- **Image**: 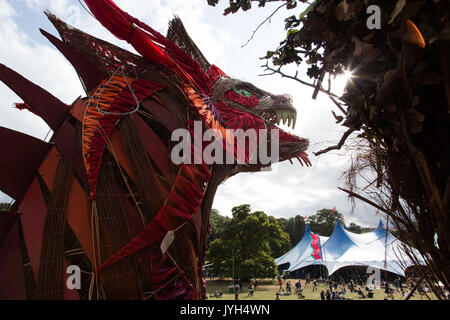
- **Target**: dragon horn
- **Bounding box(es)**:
[0,127,51,200]
[0,63,70,131]
[40,29,105,93]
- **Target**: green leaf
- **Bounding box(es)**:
[299,0,317,21]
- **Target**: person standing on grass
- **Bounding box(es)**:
[320,289,326,300]
[286,281,292,295]
[312,279,318,291]
[399,279,404,294]
[248,283,254,297]
[234,285,239,300]
[326,289,331,300]
[349,279,354,293]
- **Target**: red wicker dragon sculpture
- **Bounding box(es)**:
[0,0,310,299]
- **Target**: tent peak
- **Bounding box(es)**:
[376,220,385,229]
[305,224,311,234]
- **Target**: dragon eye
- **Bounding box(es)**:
[232,87,253,98]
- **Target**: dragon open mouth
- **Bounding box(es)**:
[259,108,297,129]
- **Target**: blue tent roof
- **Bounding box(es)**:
[322,221,356,260]
[275,225,312,267]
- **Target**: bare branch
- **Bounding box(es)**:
[241,2,287,48]
[338,187,390,215]
[260,62,342,98]
[313,128,354,156]
[329,95,347,115]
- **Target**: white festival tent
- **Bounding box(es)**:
[275,220,424,277]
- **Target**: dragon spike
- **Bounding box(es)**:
[40,29,105,93]
[0,63,70,131]
[0,127,51,201]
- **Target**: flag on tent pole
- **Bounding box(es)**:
[308,233,322,260]
[329,206,336,216]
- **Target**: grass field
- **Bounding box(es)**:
[206,278,437,300]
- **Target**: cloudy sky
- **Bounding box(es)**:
[0,0,382,227]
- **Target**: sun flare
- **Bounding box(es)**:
[333,69,353,96]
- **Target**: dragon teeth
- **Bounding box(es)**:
[273,110,297,129]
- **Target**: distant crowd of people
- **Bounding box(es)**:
[276,272,417,300]
[209,272,427,300]
[229,279,259,300]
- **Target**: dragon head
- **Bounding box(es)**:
[206,64,310,167]
[164,15,310,168]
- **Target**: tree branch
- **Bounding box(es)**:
[329,95,347,115]
[337,187,390,215]
[241,2,287,48]
[313,128,354,156]
[260,63,342,98]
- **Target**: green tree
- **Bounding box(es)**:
[277,215,306,247]
[347,222,362,234]
[347,222,374,234]
[207,209,230,247]
[207,204,290,281]
[308,208,343,236]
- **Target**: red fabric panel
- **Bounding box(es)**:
[141,98,181,132]
[38,146,60,191]
[54,122,87,184]
[132,114,173,182]
[67,177,94,264]
[70,98,86,123]
[0,127,51,200]
[109,129,168,201]
[83,0,172,67]
[18,178,47,279]
[109,130,136,181]
[129,29,173,67]
[120,192,153,288]
[0,216,26,299]
[0,64,69,131]
[40,29,105,93]
[83,0,135,41]
[192,207,202,247]
[0,212,18,248]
